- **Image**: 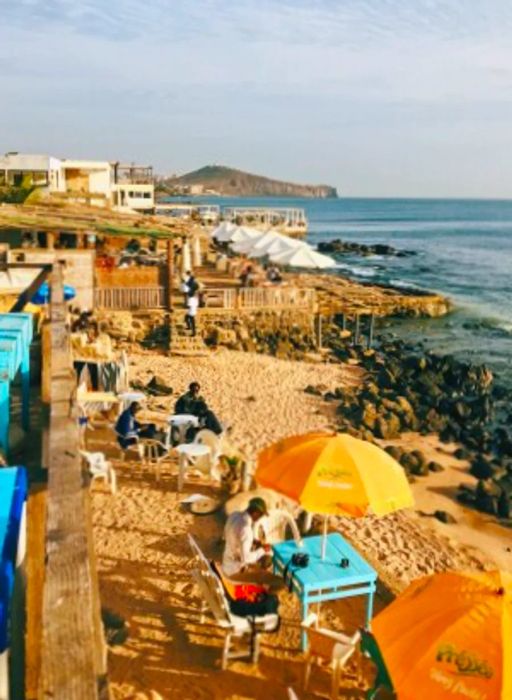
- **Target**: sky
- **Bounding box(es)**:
[1,0,512,197]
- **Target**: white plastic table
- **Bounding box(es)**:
[117,391,146,412]
[168,414,199,445]
[176,442,211,491]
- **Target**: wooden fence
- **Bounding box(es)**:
[95,284,316,313]
[37,264,108,699]
[95,286,166,309]
[204,286,316,311]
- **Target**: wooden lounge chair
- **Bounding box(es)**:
[187,534,280,669]
[301,613,361,700]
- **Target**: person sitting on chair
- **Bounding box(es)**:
[222,498,283,589]
[115,402,156,450]
[175,382,203,415]
[175,383,224,438]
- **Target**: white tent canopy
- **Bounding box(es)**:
[227,226,262,244]
[269,246,335,269]
[214,224,260,244]
[248,233,310,259]
[231,230,277,254]
[210,221,236,240]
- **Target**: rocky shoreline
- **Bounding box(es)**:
[312,323,512,522]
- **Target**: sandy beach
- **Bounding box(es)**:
[90,349,506,699]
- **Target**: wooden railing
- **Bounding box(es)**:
[38,264,108,698]
[95,286,166,309]
[203,286,316,311]
[95,284,316,313]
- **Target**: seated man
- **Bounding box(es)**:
[222,498,283,589]
[175,383,223,438]
[175,382,203,415]
[115,401,156,450]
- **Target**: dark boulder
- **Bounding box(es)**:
[428,461,444,472]
[470,457,496,480]
[434,510,457,524]
[497,490,511,519]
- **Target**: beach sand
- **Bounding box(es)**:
[91,349,501,699]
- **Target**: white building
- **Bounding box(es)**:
[0,152,154,213]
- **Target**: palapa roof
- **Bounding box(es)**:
[0,202,191,239]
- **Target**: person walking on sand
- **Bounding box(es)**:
[222,498,283,589]
[185,292,199,337]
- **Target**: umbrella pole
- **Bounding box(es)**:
[321,515,328,560]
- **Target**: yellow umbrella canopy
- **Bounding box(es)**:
[372,570,512,700]
[256,432,413,518]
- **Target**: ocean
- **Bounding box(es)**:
[169,196,512,386]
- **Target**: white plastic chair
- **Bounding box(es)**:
[256,508,302,546]
[192,429,223,478]
[139,438,172,481]
[188,535,280,669]
[302,613,361,700]
[81,450,117,494]
[115,428,142,461]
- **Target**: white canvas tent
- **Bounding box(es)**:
[214,224,260,244]
[248,233,309,259]
[227,226,261,244]
[269,246,335,269]
[210,221,236,240]
[231,229,282,255]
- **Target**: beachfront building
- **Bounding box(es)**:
[0,152,155,213]
[111,163,155,213]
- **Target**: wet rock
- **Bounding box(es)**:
[304,385,322,396]
[454,447,470,460]
[434,510,457,524]
[375,413,401,439]
[384,445,403,461]
[146,375,173,396]
[497,490,511,519]
[470,457,495,480]
[428,461,444,473]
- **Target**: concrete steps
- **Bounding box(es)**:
[170,330,209,357]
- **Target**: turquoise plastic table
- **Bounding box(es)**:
[272,532,377,649]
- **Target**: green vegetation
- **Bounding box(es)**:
[0,174,36,204]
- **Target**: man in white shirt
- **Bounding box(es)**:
[185,293,199,336]
[222,498,283,588]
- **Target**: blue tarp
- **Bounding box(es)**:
[0,467,27,652]
[31,281,76,305]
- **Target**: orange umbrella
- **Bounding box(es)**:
[256,432,413,557]
[372,570,512,700]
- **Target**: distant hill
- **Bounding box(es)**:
[156,165,338,199]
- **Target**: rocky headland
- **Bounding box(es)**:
[156,165,338,198]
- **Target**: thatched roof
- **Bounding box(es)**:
[0,202,191,239]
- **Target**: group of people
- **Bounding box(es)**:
[115,381,223,451]
[115,386,277,587]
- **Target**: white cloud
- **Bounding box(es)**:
[2,0,512,195]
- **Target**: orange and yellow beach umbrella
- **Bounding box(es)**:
[372,570,512,700]
[255,432,413,518]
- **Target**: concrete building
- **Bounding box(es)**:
[0,152,154,213]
